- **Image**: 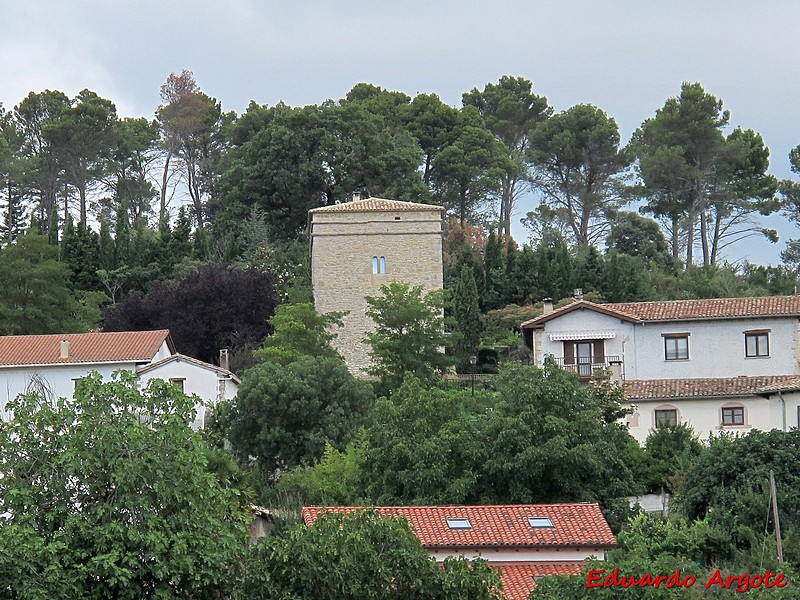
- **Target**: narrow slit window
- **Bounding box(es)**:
[372,256,379,274]
[528,517,554,528]
[446,517,472,529]
[379,256,386,274]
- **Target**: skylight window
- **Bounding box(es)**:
[528,517,554,528]
[446,517,472,529]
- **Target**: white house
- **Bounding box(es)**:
[303,503,615,600]
[521,296,800,444]
[137,353,239,429]
[0,330,238,429]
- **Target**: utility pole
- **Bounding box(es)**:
[770,469,783,563]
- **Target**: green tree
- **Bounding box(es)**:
[531,513,733,599]
[0,107,27,246]
[101,116,159,226]
[215,99,426,239]
[157,70,225,229]
[13,89,71,233]
[481,360,640,505]
[44,89,118,225]
[217,356,374,476]
[678,429,800,554]
[633,82,778,266]
[463,76,551,237]
[528,104,630,246]
[432,105,509,225]
[0,232,102,334]
[402,92,459,187]
[639,424,703,494]
[238,510,502,600]
[275,439,366,505]
[451,264,483,366]
[600,249,655,303]
[0,372,248,599]
[60,219,102,291]
[359,378,490,504]
[607,211,673,268]
[365,281,452,389]
[253,302,343,365]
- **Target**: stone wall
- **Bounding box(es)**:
[310,208,443,377]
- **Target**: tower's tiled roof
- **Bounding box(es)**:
[308,197,443,213]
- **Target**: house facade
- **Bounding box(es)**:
[521,296,800,444]
[309,194,444,377]
[303,503,615,600]
[0,330,237,429]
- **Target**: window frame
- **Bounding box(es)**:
[169,377,185,393]
[654,408,678,429]
[662,333,690,361]
[446,517,472,529]
[744,330,770,358]
[721,405,746,427]
[528,517,554,528]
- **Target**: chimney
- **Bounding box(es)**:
[60,339,70,359]
[219,348,230,372]
[573,288,583,301]
[543,298,553,315]
[352,190,361,203]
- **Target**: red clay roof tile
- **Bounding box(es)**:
[521,296,800,329]
[625,375,800,400]
[309,197,443,213]
[496,562,584,600]
[302,504,616,548]
[607,296,800,321]
[0,330,173,366]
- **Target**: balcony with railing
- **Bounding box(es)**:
[553,355,622,379]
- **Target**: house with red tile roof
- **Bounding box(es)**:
[0,330,237,428]
[520,296,800,443]
[302,503,615,600]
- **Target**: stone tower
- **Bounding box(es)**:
[309,194,444,376]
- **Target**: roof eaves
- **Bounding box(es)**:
[521,301,641,329]
[0,359,150,369]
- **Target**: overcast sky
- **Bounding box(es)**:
[3,0,799,265]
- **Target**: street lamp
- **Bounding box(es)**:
[469,353,478,396]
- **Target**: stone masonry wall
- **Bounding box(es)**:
[310,208,443,377]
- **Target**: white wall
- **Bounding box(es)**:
[428,547,606,562]
[535,310,635,368]
[137,360,238,430]
[0,362,140,419]
[625,395,787,445]
[536,311,799,381]
[627,317,799,380]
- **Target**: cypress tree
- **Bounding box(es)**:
[453,264,483,366]
[114,208,130,267]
